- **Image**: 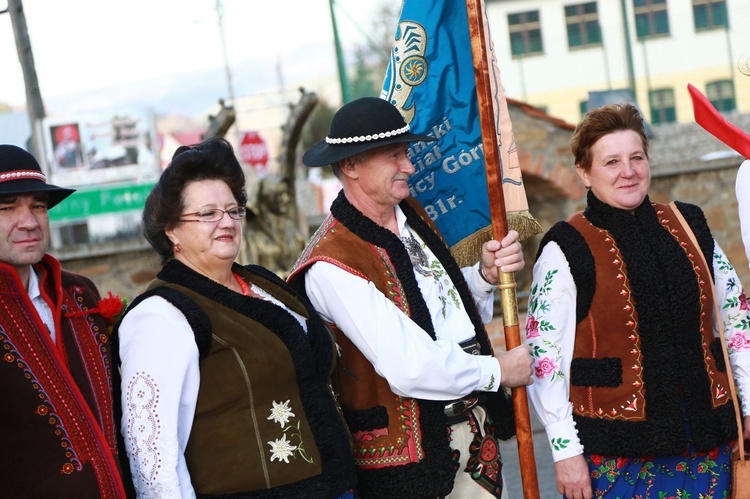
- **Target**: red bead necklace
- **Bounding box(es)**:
[233,272,252,297]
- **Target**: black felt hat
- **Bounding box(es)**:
[0,145,75,208]
[302,97,435,167]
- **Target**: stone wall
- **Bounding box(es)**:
[650,166,749,285]
[56,239,160,302]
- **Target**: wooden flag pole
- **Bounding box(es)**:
[464,0,541,497]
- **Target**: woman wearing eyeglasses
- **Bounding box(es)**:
[116,138,356,498]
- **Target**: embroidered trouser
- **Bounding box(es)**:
[447,406,508,499]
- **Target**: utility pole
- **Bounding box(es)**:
[328,0,351,103]
[215,0,235,106]
[4,0,46,161]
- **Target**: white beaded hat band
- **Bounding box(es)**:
[303,97,435,167]
[325,124,412,145]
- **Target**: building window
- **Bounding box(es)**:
[693,0,728,30]
[706,80,736,112]
[55,223,90,247]
[508,10,543,57]
[634,0,670,39]
[565,2,602,48]
[649,88,676,124]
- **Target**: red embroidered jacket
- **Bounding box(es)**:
[0,254,128,498]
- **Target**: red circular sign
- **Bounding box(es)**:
[240,131,269,172]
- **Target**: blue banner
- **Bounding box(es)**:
[381,0,488,248]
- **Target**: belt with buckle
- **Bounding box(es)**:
[459,337,481,355]
[443,338,484,424]
[445,395,480,418]
[444,392,488,424]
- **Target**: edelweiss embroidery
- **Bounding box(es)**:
[266,400,313,464]
[268,434,298,464]
[267,400,295,427]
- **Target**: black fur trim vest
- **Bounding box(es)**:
[537,192,737,456]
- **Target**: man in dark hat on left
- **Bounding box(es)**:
[0,145,131,498]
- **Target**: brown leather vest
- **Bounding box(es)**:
[149,275,323,494]
[544,199,738,456]
[126,261,356,498]
[291,213,427,469]
[568,203,730,420]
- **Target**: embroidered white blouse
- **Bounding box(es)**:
[736,159,750,267]
[304,206,501,401]
[118,283,307,498]
[526,240,750,463]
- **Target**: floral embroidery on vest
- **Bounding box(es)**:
[266,400,314,464]
[350,397,425,468]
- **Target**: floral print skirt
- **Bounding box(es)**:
[583,441,732,498]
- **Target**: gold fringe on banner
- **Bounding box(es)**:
[510,209,543,241]
[449,210,542,268]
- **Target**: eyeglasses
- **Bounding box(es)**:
[180,207,246,222]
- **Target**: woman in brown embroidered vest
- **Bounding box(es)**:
[526,103,750,498]
[116,138,356,498]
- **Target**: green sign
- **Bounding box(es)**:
[50,182,155,222]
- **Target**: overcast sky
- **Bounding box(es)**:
[0,0,387,112]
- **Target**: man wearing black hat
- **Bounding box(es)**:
[0,145,130,498]
[288,98,533,499]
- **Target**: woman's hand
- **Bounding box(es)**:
[554,455,593,499]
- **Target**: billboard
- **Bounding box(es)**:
[42,108,159,187]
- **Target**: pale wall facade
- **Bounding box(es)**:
[485,0,750,124]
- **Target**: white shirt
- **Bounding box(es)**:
[526,240,750,463]
[736,159,750,268]
[304,205,502,401]
[119,283,307,499]
[28,267,56,343]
